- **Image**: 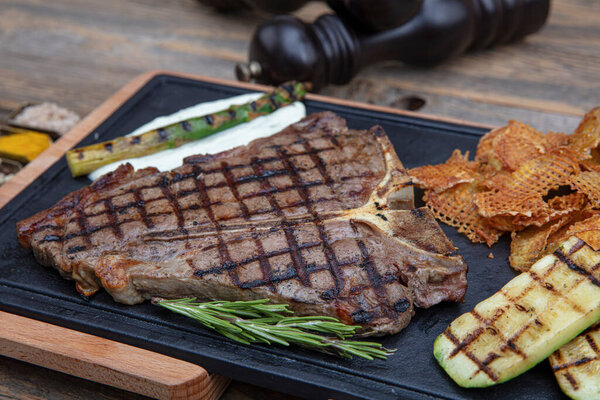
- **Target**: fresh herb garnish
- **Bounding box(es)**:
[154,297,395,360]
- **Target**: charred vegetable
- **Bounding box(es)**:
[550,322,600,400]
[434,236,600,388]
[66,82,308,177]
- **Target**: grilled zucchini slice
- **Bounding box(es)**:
[550,322,600,400]
[434,236,600,388]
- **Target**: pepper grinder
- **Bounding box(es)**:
[197,0,309,14]
[197,0,423,31]
[236,0,551,90]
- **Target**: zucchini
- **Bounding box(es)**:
[433,236,600,388]
[550,322,600,400]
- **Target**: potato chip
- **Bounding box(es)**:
[425,182,503,246]
[548,191,588,212]
[570,170,600,209]
[568,107,600,158]
[509,202,596,271]
[475,125,505,164]
[566,214,600,250]
[544,207,600,254]
[581,159,600,173]
[412,109,600,251]
[408,150,479,193]
[480,169,512,190]
[579,148,600,173]
[509,214,578,272]
[488,121,547,171]
[544,131,569,153]
[475,149,581,221]
[486,192,586,232]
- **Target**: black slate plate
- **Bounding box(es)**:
[0,74,566,400]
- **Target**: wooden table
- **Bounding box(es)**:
[0,0,599,399]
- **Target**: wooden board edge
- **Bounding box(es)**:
[0,311,228,400]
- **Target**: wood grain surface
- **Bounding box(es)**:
[0,311,230,400]
[1,0,599,133]
[0,0,599,399]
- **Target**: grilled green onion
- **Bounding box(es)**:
[66,82,308,177]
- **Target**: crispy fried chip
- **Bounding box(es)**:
[509,214,577,272]
[412,109,600,249]
[570,170,600,208]
[548,191,588,213]
[566,214,600,250]
[486,193,586,232]
[568,107,600,158]
[544,131,569,153]
[580,148,600,173]
[510,202,596,271]
[476,124,569,168]
[475,149,581,222]
[475,125,505,164]
[488,121,547,171]
[545,207,600,254]
[480,169,512,190]
[581,159,600,173]
[408,150,478,193]
[425,182,503,246]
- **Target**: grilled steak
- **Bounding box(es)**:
[17,112,467,335]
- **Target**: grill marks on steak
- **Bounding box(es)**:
[17,112,467,335]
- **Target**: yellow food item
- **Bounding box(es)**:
[0,131,51,162]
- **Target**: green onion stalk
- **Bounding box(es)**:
[66,82,309,177]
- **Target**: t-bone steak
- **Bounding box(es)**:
[17,112,467,335]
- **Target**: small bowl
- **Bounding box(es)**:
[0,157,23,175]
[7,103,66,140]
[0,156,23,186]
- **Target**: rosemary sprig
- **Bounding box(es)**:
[154,297,396,360]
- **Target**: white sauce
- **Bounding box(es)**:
[88,93,307,180]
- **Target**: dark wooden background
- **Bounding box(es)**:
[1,0,599,133]
[0,0,599,398]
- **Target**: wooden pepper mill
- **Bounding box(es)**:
[326,0,423,32]
[197,0,308,14]
[197,0,423,31]
[235,0,551,90]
